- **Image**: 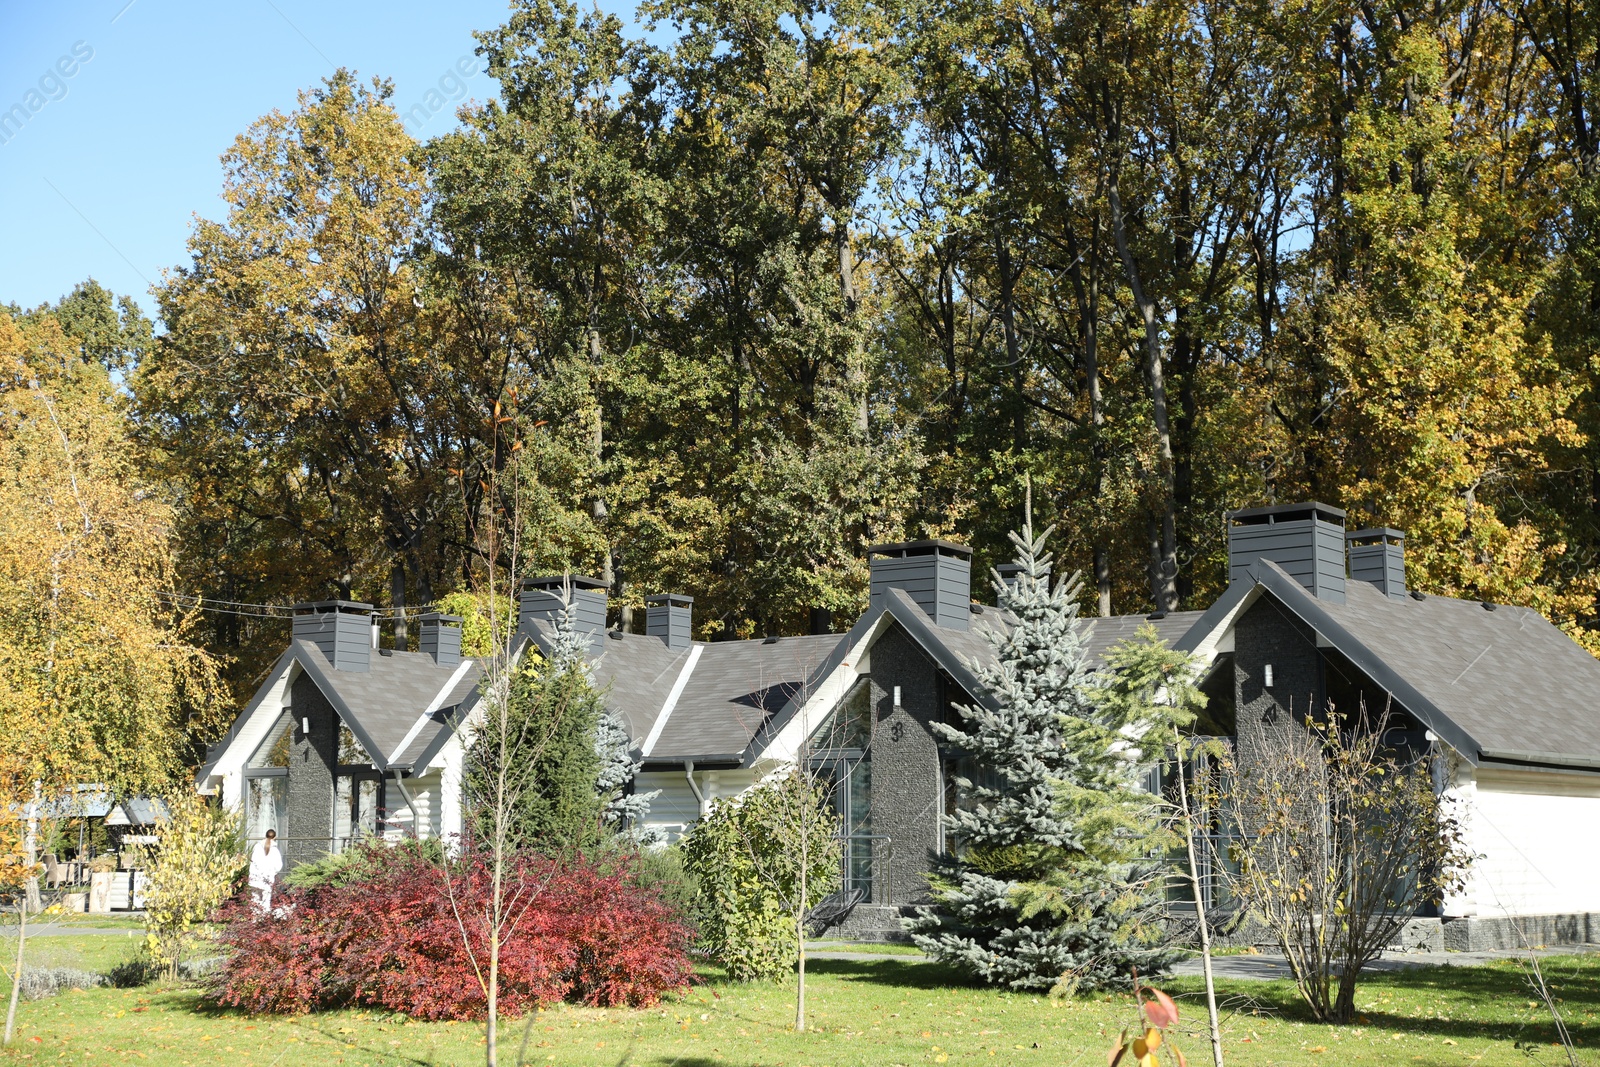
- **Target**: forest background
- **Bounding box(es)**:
[8,0,1600,736]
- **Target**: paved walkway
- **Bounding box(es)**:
[1172,944,1600,981]
[802,941,1600,975]
[4,923,143,937]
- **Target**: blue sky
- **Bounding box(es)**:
[0,1,626,320]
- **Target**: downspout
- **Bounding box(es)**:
[684,760,706,818]
[389,769,422,838]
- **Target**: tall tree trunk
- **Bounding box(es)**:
[4,897,26,1046]
[391,560,407,649]
[589,327,613,590]
[1109,176,1179,612]
[1094,547,1113,618]
[1172,327,1197,606]
[1070,225,1112,617]
[995,226,1027,465]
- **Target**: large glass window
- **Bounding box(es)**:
[248,712,292,768]
[333,776,380,853]
[809,678,877,899]
[812,678,872,751]
[246,712,291,842]
[246,776,287,842]
[338,723,373,766]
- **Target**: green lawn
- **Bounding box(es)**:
[3,936,1598,1065]
[806,941,927,957]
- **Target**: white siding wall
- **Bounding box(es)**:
[637,772,699,842]
[1452,767,1600,917]
[635,768,762,843]
[386,770,442,841]
[437,734,466,845]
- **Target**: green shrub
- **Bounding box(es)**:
[613,844,701,943]
[282,837,445,889]
[680,772,840,981]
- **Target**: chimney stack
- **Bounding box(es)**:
[645,593,693,650]
[419,613,463,668]
[868,539,973,630]
[993,561,1049,603]
[1346,528,1406,599]
[1226,502,1348,603]
[518,576,608,651]
[292,601,374,672]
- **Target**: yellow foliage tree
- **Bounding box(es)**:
[0,309,223,834]
[1308,21,1597,645]
[134,793,243,976]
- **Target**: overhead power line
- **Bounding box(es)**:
[157,591,439,620]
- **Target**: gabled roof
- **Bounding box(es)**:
[742,587,1203,767]
[291,642,480,769]
[198,641,480,787]
[107,797,170,827]
[1183,560,1600,771]
[525,624,843,764]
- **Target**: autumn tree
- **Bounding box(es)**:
[140,70,501,691]
[0,309,221,794]
[131,0,1600,658]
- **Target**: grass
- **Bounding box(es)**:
[3,935,1599,1065]
[806,941,927,957]
[0,910,148,931]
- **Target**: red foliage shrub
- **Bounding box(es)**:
[545,855,697,1008]
[208,846,692,1019]
[206,894,332,1015]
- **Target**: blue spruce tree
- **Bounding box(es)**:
[596,706,660,843]
[905,516,1178,990]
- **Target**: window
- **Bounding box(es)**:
[813,757,875,899]
[338,723,373,766]
[812,677,872,752]
[333,776,380,853]
[248,712,292,768]
[246,776,287,842]
[808,678,876,899]
[1155,747,1239,914]
[245,712,291,842]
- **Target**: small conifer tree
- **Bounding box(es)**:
[906,515,1178,990]
[596,706,660,843]
[466,598,603,853]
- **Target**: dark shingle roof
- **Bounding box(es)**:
[646,634,842,759]
[587,631,693,742]
[581,587,1202,765]
[1188,560,1600,769]
[291,641,480,770]
[1294,566,1600,764]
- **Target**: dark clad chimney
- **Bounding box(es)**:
[868,539,973,630]
[1226,502,1347,603]
[1346,528,1406,599]
[645,593,693,650]
[518,576,607,652]
[292,601,373,672]
[419,613,463,668]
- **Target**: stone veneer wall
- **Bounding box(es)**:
[867,627,945,904]
[287,673,337,865]
[1232,597,1324,749]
